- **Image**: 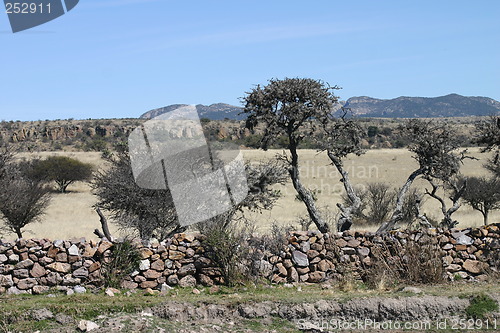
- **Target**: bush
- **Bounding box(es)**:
[466,294,499,319]
[362,237,444,288]
[100,239,141,288]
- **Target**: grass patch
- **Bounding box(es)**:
[466,294,499,319]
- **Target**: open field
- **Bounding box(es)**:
[4,148,499,241]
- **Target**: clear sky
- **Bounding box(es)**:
[1,0,499,121]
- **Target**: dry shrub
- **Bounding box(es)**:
[362,236,445,288]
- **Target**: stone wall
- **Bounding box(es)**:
[0,225,499,295]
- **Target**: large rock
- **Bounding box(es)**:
[178,275,196,288]
[308,271,326,283]
[47,262,71,273]
[15,259,34,269]
[177,263,196,277]
[73,267,89,278]
[462,259,484,274]
[292,251,309,267]
[0,274,14,287]
[30,262,47,278]
[17,278,37,290]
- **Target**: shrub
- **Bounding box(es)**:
[362,237,444,288]
[466,294,499,319]
[100,239,141,288]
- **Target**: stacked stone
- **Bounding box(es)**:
[0,238,103,295]
[121,233,222,290]
[0,225,498,294]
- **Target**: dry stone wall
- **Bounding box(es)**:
[0,225,498,295]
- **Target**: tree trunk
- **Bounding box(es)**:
[376,168,423,234]
[95,207,113,241]
[483,210,489,226]
[289,145,328,233]
[327,151,361,231]
[15,228,23,239]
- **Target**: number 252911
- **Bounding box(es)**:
[5,3,51,14]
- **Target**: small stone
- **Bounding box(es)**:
[138,248,154,259]
[31,308,54,321]
[342,247,357,255]
[198,274,214,286]
[357,247,370,257]
[151,259,165,271]
[78,320,99,332]
[8,254,19,263]
[55,313,74,325]
[0,254,8,263]
[445,264,462,272]
[144,288,159,296]
[276,263,287,276]
[68,244,80,256]
[105,288,115,297]
[74,286,87,294]
[401,286,422,294]
[192,288,201,294]
[177,263,196,277]
[53,240,64,248]
[160,283,173,293]
[308,271,326,283]
[32,285,50,294]
[17,278,37,290]
[139,259,150,271]
[140,280,158,289]
[13,269,29,278]
[0,274,13,287]
[73,267,89,278]
[209,285,220,294]
[144,269,162,279]
[347,239,361,247]
[167,274,179,285]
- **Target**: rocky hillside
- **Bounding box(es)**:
[343,94,500,118]
[140,103,245,120]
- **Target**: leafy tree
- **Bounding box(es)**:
[243,78,339,233]
[0,163,51,238]
[29,156,93,192]
[462,176,500,225]
[377,120,468,233]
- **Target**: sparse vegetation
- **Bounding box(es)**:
[465,294,499,319]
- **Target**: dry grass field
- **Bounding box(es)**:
[4,148,499,241]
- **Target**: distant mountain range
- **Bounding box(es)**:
[140,94,500,120]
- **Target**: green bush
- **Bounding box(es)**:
[466,294,499,319]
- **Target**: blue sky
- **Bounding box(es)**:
[1,0,499,121]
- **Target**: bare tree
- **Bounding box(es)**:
[92,147,288,240]
[424,177,466,229]
[0,165,51,238]
[243,78,339,233]
[320,113,365,231]
[377,120,467,233]
[475,115,500,177]
[462,176,500,225]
